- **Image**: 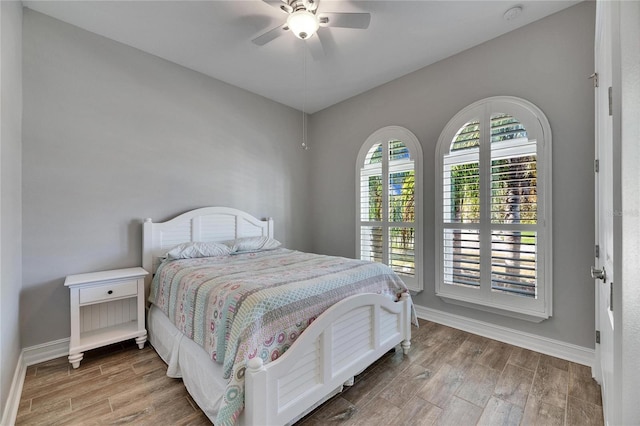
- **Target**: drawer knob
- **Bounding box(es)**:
[107,290,113,295]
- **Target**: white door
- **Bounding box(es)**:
[593,2,617,424]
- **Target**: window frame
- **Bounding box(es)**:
[435,96,553,321]
[356,126,424,292]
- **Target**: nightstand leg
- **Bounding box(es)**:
[135,332,147,349]
[401,339,411,355]
[68,352,83,369]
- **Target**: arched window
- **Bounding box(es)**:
[356,126,423,292]
[436,97,552,321]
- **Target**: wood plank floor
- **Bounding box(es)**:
[16,319,603,425]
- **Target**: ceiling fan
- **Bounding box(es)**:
[252,0,371,57]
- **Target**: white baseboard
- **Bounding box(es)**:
[414,304,595,367]
[22,338,69,367]
[1,351,25,426]
[1,338,69,426]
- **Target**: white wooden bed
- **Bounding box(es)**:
[142,207,412,425]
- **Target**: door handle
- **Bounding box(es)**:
[591,266,607,282]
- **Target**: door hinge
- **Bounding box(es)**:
[595,159,599,173]
[609,86,613,116]
[595,244,600,258]
[589,72,599,87]
[596,330,600,344]
[610,282,614,311]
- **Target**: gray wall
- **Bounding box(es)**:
[20,3,597,351]
[0,0,23,418]
[22,9,311,347]
[308,2,596,348]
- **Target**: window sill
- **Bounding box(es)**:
[436,293,550,323]
[402,281,423,293]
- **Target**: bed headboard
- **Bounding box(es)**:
[142,206,274,282]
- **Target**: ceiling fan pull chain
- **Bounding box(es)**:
[301,42,310,150]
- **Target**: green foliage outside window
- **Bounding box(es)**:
[366,163,415,276]
[451,163,480,222]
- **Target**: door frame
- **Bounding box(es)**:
[593,3,616,424]
[593,1,640,424]
[614,1,640,424]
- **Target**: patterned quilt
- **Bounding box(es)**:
[149,248,408,425]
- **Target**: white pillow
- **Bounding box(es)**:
[164,242,232,260]
[225,236,281,253]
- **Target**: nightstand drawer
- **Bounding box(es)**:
[79,279,138,304]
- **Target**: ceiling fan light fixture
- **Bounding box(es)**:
[287,10,319,40]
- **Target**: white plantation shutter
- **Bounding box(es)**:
[443,229,480,288]
[489,113,538,298]
[390,227,415,276]
[436,97,552,321]
[357,127,423,292]
[442,120,481,291]
[360,226,383,263]
[359,143,383,263]
[491,230,537,296]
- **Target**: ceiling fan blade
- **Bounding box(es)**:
[252,24,289,46]
[303,0,318,12]
[319,12,371,30]
[306,33,325,61]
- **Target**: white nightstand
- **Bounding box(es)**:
[65,267,148,368]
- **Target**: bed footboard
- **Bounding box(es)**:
[244,292,411,425]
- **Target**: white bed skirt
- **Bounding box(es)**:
[148,304,226,423]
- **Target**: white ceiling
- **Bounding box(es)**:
[23,0,581,113]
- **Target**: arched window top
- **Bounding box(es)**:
[440,96,548,155]
[390,140,410,161]
[364,139,411,166]
[451,119,480,152]
[365,144,383,165]
[449,112,531,154]
[491,113,528,144]
[359,126,422,164]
